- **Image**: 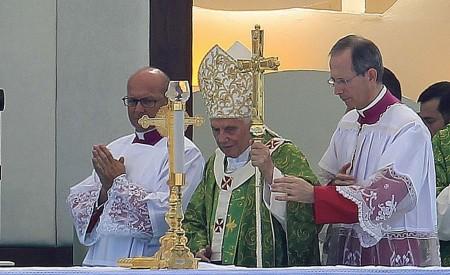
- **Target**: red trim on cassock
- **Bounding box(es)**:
[314,185,358,224]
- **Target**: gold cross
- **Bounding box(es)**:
[236,24,280,138]
[236,25,280,269]
[138,105,204,136]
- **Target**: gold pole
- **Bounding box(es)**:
[237,25,280,268]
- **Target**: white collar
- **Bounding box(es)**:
[357,85,386,118]
[225,146,251,173]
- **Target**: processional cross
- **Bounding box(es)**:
[118,81,203,269]
[236,25,280,268]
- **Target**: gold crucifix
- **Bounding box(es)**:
[236,24,280,140]
[118,82,204,269]
[236,24,280,268]
[137,107,203,176]
[137,108,203,138]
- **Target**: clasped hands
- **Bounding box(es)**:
[271,162,355,203]
[92,144,125,204]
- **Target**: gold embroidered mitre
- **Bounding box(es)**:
[198,44,253,118]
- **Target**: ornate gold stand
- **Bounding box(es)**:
[118,82,203,269]
[118,172,198,269]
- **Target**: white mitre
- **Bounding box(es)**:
[198,42,253,118]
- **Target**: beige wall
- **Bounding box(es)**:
[193,0,450,100]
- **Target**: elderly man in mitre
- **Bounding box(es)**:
[183,44,320,267]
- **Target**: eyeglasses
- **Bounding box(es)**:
[327,74,359,88]
[122,96,159,108]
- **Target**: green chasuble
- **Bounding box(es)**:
[433,124,450,266]
[184,130,320,267]
[434,124,450,194]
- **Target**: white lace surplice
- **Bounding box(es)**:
[318,104,440,266]
[67,134,204,266]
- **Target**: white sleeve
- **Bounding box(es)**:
[263,167,287,231]
[145,143,205,238]
[181,146,205,211]
[67,171,102,246]
[318,119,359,184]
[336,123,436,247]
[438,185,450,241]
[98,174,154,240]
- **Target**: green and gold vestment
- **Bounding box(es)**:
[433,124,450,266]
[184,130,320,267]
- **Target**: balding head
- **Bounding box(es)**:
[127,67,169,95]
[125,66,169,132]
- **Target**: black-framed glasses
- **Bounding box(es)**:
[122,96,158,108]
[327,74,359,88]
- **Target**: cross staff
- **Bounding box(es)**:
[236,25,280,268]
[237,24,280,140]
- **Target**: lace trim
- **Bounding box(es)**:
[343,248,361,266]
[372,164,417,209]
[342,246,416,266]
[336,164,416,247]
[67,189,99,237]
[99,175,153,239]
[331,226,439,266]
[335,226,438,239]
